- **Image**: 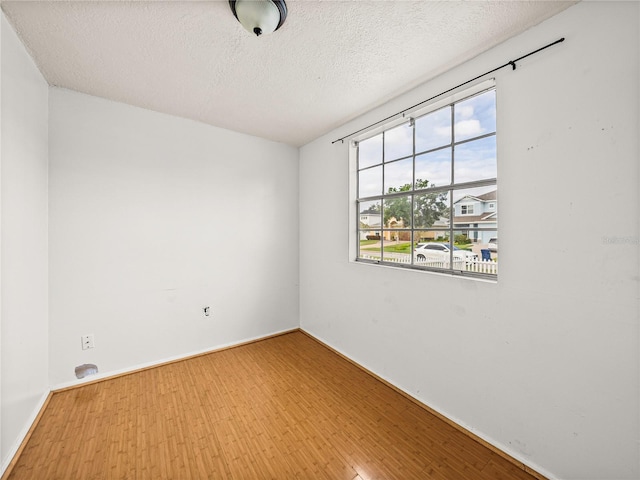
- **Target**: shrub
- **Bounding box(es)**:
[455,234,471,244]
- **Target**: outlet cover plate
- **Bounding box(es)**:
[81,334,95,350]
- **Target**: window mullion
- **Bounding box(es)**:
[381,132,385,261]
[412,117,416,265]
[449,105,455,269]
[356,87,497,278]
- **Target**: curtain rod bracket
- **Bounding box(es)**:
[509,61,517,70]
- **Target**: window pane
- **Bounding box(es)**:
[473,231,499,274]
[452,186,497,241]
[359,134,382,168]
[452,229,497,275]
[414,190,450,229]
[452,229,477,249]
[415,148,451,189]
[381,231,412,265]
[475,230,499,274]
[354,87,496,277]
[476,230,498,259]
[359,200,382,229]
[383,195,412,229]
[415,106,451,153]
[384,158,413,193]
[359,230,381,261]
[447,229,479,271]
[454,135,496,183]
[454,90,496,143]
[484,231,498,255]
[384,123,413,161]
[358,165,382,198]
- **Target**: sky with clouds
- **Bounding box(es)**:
[358,89,496,201]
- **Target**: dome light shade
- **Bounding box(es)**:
[229,0,287,37]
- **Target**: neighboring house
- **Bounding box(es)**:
[384,217,410,241]
[360,209,381,228]
[359,210,410,242]
[429,217,450,241]
[359,208,381,240]
[361,193,497,244]
[452,190,497,243]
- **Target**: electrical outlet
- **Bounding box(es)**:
[81,334,95,350]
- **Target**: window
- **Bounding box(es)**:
[355,87,498,277]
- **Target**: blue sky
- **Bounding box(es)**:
[358,89,496,199]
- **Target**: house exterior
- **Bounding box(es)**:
[359,208,381,240]
[359,209,381,228]
[359,209,410,242]
[360,193,497,244]
[452,190,497,244]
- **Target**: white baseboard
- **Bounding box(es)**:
[300,328,558,480]
[1,328,298,477]
[51,327,299,392]
[1,390,51,477]
[4,328,556,480]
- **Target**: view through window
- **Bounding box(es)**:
[356,88,498,277]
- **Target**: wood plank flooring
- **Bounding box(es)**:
[5,331,540,479]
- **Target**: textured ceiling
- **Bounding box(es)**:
[1,0,575,146]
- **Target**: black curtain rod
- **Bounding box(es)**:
[332,37,565,145]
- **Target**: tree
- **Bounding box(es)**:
[383,183,411,226]
[413,179,449,228]
[383,179,448,228]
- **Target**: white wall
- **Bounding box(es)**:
[0,12,49,469]
[48,88,299,386]
[300,3,639,480]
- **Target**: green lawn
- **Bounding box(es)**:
[361,242,413,254]
[383,243,413,254]
[360,239,480,254]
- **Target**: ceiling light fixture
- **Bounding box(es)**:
[229,0,287,37]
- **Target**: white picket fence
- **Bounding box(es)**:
[465,258,498,274]
[360,254,498,274]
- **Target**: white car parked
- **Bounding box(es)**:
[413,243,478,263]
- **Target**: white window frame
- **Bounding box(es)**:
[350,80,498,279]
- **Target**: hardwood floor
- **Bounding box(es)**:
[5,331,541,479]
